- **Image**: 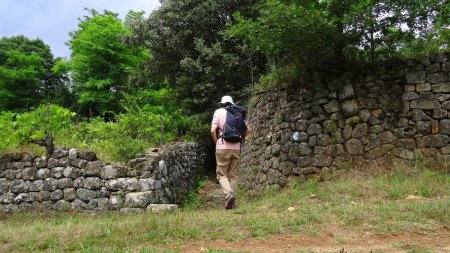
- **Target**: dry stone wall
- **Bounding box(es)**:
[241,54,450,196]
[0,142,209,213]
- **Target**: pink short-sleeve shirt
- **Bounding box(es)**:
[211,108,242,150]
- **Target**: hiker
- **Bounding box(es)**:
[211,95,251,210]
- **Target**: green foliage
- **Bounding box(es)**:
[129,0,263,115]
[183,190,203,211]
[418,170,439,197]
[14,104,75,154]
[400,27,450,59]
[59,118,139,161]
[290,180,301,191]
[0,49,44,110]
[56,88,205,162]
[228,0,449,86]
[119,89,186,143]
[181,114,211,141]
[1,88,205,161]
[119,88,210,143]
[375,166,449,201]
[0,111,16,152]
[15,105,74,143]
[0,105,75,155]
[67,9,149,118]
[0,36,72,112]
[301,179,320,195]
[229,0,335,67]
[255,64,302,91]
[262,185,280,197]
[183,177,208,210]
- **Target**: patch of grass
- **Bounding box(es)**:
[335,161,353,170]
[2,144,46,156]
[183,177,209,210]
[253,64,300,92]
[290,180,301,190]
[335,235,346,244]
[36,238,58,250]
[0,168,448,252]
[308,229,319,237]
[262,185,280,197]
[393,241,419,248]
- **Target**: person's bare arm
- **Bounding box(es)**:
[211,128,218,144]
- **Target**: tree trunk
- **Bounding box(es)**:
[31,134,54,156]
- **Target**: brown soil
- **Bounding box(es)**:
[176,228,450,253]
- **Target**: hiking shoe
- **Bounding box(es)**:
[225,193,235,210]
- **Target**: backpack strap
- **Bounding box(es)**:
[219,106,229,144]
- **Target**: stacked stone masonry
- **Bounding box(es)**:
[241,54,450,196]
[0,142,208,213]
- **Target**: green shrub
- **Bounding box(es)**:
[182,114,210,141]
[0,111,16,153]
[119,89,207,144]
[56,88,206,162]
[183,177,208,210]
[2,88,209,162]
[58,117,146,162]
[0,104,75,155]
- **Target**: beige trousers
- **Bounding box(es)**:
[215,149,240,198]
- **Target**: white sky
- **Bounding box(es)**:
[0,0,160,57]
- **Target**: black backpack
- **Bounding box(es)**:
[221,104,248,143]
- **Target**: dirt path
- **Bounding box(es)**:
[178,229,450,252]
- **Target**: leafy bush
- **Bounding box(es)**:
[228,0,334,72]
[56,88,208,162]
[57,117,146,162]
[119,88,210,143]
[182,114,210,141]
[119,89,186,143]
[1,104,75,155]
[0,111,16,153]
[1,88,209,162]
[15,104,74,141]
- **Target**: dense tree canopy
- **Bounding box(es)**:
[229,0,449,76]
[0,36,70,111]
[127,0,264,116]
[0,48,44,110]
[67,10,149,118]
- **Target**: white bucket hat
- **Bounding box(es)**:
[219,95,234,104]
